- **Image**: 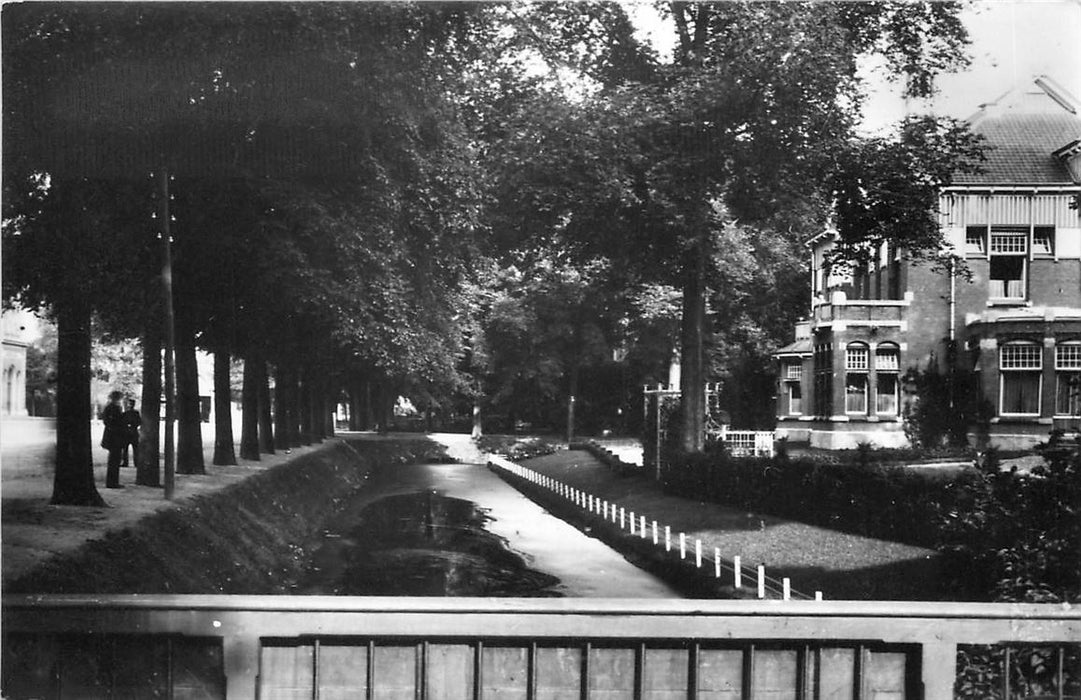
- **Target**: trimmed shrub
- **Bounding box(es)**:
[660,450,957,547]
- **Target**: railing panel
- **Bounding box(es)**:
[697,648,744,699]
[818,647,857,698]
[643,647,689,699]
[260,642,313,700]
[536,646,582,700]
[753,647,800,699]
[589,645,636,699]
[319,642,369,700]
[483,645,529,699]
[372,643,417,700]
[427,643,473,700]
[866,649,909,699]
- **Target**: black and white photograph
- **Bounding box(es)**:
[1,1,1079,697]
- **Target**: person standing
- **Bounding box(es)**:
[101,390,125,488]
[120,398,142,468]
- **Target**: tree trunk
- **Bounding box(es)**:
[50,294,105,506]
[175,314,205,474]
[257,357,275,454]
[309,374,324,443]
[566,360,579,445]
[299,367,312,445]
[240,355,260,460]
[679,232,708,454]
[212,350,237,465]
[324,381,336,437]
[274,363,289,450]
[364,380,375,430]
[136,323,162,487]
[347,382,359,431]
[287,365,302,448]
[471,390,482,439]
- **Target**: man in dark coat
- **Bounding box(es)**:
[101,390,125,488]
[121,398,142,468]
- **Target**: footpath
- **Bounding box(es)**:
[499,449,945,601]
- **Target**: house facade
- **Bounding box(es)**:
[776,77,1081,450]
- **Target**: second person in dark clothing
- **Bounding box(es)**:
[121,398,142,468]
[101,390,126,488]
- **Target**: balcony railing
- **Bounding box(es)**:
[813,298,908,326]
[2,595,1078,699]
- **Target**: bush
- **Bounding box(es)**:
[936,431,1081,603]
[474,435,562,461]
[659,450,953,547]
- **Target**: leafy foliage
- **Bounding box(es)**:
[660,449,956,548]
[938,432,1081,603]
[474,434,563,461]
[902,351,992,449]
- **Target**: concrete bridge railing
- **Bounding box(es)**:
[3,595,1078,699]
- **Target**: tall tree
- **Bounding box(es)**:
[492,1,978,453]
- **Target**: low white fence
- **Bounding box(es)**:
[717,426,776,457]
[487,454,805,600]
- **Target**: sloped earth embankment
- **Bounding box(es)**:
[5,439,553,596]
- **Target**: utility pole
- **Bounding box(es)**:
[158,169,177,499]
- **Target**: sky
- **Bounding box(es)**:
[625,0,1081,131]
[861,0,1081,130]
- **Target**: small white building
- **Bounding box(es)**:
[1,309,38,416]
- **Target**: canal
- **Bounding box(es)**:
[294,457,680,598]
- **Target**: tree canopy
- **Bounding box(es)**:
[2,1,989,495]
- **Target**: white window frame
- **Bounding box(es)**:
[989,227,1028,300]
[874,345,900,416]
[999,342,1043,416]
[845,344,869,415]
[964,226,986,257]
[845,345,869,371]
[1054,342,1081,416]
[787,382,803,416]
[1033,226,1056,258]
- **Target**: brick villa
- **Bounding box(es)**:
[776,76,1081,450]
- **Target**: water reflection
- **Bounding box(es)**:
[295,490,562,596]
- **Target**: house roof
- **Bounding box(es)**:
[775,338,812,357]
[954,76,1081,186]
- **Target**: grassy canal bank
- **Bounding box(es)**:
[5,440,449,595]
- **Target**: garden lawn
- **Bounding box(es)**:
[519,450,946,601]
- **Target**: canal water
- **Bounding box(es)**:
[294,460,680,598]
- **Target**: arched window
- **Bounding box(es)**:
[1000,341,1042,416]
[845,343,869,414]
[875,343,900,415]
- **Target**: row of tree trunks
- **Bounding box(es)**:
[335,376,396,432]
[135,348,330,475]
